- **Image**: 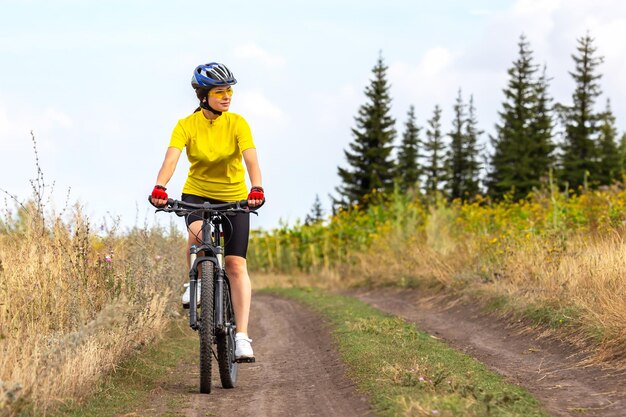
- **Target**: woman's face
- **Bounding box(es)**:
[207,86,233,113]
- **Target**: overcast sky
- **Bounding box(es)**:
[1,0,625,232]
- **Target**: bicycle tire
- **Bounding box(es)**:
[217,277,238,388]
[199,260,214,394]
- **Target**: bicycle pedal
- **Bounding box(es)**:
[235,357,256,363]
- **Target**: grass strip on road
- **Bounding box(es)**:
[268,287,551,417]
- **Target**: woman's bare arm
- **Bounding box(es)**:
[156,147,182,187]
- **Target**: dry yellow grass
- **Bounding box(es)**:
[252,270,343,290]
[338,229,626,368]
[0,201,187,416]
[249,192,626,369]
[488,232,626,362]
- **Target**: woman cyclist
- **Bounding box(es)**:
[150,62,264,362]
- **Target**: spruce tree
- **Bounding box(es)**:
[488,34,554,200]
[423,105,446,196]
[620,133,626,179]
[528,66,556,186]
[559,33,604,190]
[462,95,483,199]
[305,194,325,225]
[335,54,396,207]
[446,90,483,201]
[395,105,421,192]
[596,99,621,185]
[446,89,466,200]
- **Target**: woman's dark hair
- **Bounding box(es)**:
[194,87,211,113]
[195,87,210,101]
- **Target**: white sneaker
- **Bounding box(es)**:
[235,333,255,362]
[181,282,201,308]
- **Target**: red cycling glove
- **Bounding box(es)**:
[151,185,168,201]
[248,186,265,202]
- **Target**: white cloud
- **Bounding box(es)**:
[233,44,287,70]
[41,108,73,129]
[388,47,463,116]
[0,105,9,136]
[512,0,562,15]
[234,90,287,126]
[311,83,361,130]
[0,31,161,52]
[0,97,80,167]
[0,99,33,149]
[470,9,497,16]
[0,100,73,133]
[587,18,626,94]
[419,48,455,77]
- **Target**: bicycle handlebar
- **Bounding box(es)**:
[148,196,261,216]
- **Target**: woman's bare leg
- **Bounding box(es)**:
[225,255,252,334]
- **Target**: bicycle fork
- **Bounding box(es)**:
[214,248,226,334]
[188,245,227,334]
[189,245,200,331]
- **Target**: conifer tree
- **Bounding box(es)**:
[305,194,325,225]
[395,105,422,192]
[619,133,626,178]
[423,105,446,196]
[335,54,396,207]
[446,90,483,201]
[446,89,466,200]
[488,35,554,199]
[559,33,604,190]
[596,99,621,185]
[462,95,483,198]
[528,66,556,186]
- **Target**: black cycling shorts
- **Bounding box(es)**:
[181,193,250,259]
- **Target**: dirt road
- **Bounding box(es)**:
[122,288,626,417]
[124,293,373,417]
[354,288,626,417]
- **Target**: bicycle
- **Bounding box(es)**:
[153,197,259,394]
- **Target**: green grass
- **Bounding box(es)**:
[475,287,586,334]
[46,319,197,417]
[268,287,551,417]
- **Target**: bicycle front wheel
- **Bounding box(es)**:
[199,260,215,394]
[217,276,238,388]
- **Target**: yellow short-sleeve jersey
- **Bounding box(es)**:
[169,111,256,201]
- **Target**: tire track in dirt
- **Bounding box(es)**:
[124,293,373,417]
[353,288,626,417]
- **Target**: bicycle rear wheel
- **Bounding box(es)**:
[199,260,215,394]
[217,276,238,388]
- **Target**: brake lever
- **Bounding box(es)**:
[148,195,176,213]
[227,207,258,216]
[243,199,263,215]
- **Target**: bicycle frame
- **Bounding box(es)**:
[188,212,228,333]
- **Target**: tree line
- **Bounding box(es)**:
[330,33,626,213]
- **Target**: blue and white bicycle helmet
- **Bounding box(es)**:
[191,62,237,89]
